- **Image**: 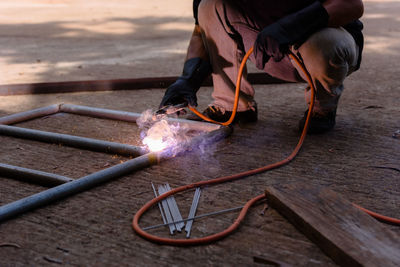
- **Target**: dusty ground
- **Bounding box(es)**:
[0,0,399,266]
[0,0,194,85]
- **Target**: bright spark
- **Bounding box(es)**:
[141,119,180,153]
[143,136,169,152]
[137,109,191,154]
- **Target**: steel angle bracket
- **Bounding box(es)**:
[0,104,232,222]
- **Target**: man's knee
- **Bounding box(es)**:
[299,27,359,81]
[198,0,222,26]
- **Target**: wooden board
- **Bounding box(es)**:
[265,183,400,267]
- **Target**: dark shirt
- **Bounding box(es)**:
[193,0,363,69]
[231,0,319,27]
[194,0,318,26]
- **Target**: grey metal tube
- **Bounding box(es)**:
[0,152,160,222]
[0,124,232,223]
[0,104,60,125]
[0,125,145,157]
[60,104,139,123]
[60,104,221,132]
[0,163,73,187]
[162,117,221,132]
[174,125,233,156]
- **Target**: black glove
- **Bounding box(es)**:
[159,57,211,108]
[193,0,201,25]
[254,1,329,69]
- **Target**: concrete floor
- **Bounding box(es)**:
[0,0,194,85]
[0,1,399,266]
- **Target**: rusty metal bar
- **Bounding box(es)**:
[0,104,60,125]
[0,77,180,96]
[0,124,145,157]
[0,163,73,187]
[0,73,286,96]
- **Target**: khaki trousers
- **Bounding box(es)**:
[198,0,359,114]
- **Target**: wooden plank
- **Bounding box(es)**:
[265,183,400,267]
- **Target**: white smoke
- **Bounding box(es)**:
[137,109,191,155]
[137,109,222,177]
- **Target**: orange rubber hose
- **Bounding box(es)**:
[132,49,316,245]
[132,47,399,246]
[353,204,400,225]
[188,47,254,126]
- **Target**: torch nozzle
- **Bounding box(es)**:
[153,103,187,120]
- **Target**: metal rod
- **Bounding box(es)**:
[0,109,233,223]
[160,117,221,132]
[0,104,60,125]
[60,104,139,123]
[143,206,244,231]
[60,104,221,132]
[184,188,199,237]
[166,124,233,158]
[185,187,201,238]
[161,184,180,232]
[0,152,160,223]
[0,124,145,157]
[0,163,73,187]
[164,183,185,231]
[158,185,176,234]
[151,182,167,225]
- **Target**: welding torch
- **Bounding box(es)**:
[153,103,188,120]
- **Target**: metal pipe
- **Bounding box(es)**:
[0,163,73,187]
[60,104,221,132]
[143,206,244,231]
[0,152,160,222]
[0,104,60,125]
[0,125,145,157]
[60,104,139,123]
[165,125,233,158]
[164,183,185,232]
[185,187,201,238]
[0,119,232,223]
[161,117,221,132]
[158,184,176,234]
[151,182,167,226]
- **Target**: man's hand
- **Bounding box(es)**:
[159,79,198,108]
[159,57,211,109]
[254,24,289,69]
[254,1,329,70]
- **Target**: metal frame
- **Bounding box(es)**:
[0,104,232,222]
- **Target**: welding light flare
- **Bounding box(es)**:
[142,119,183,153]
[143,136,168,152]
